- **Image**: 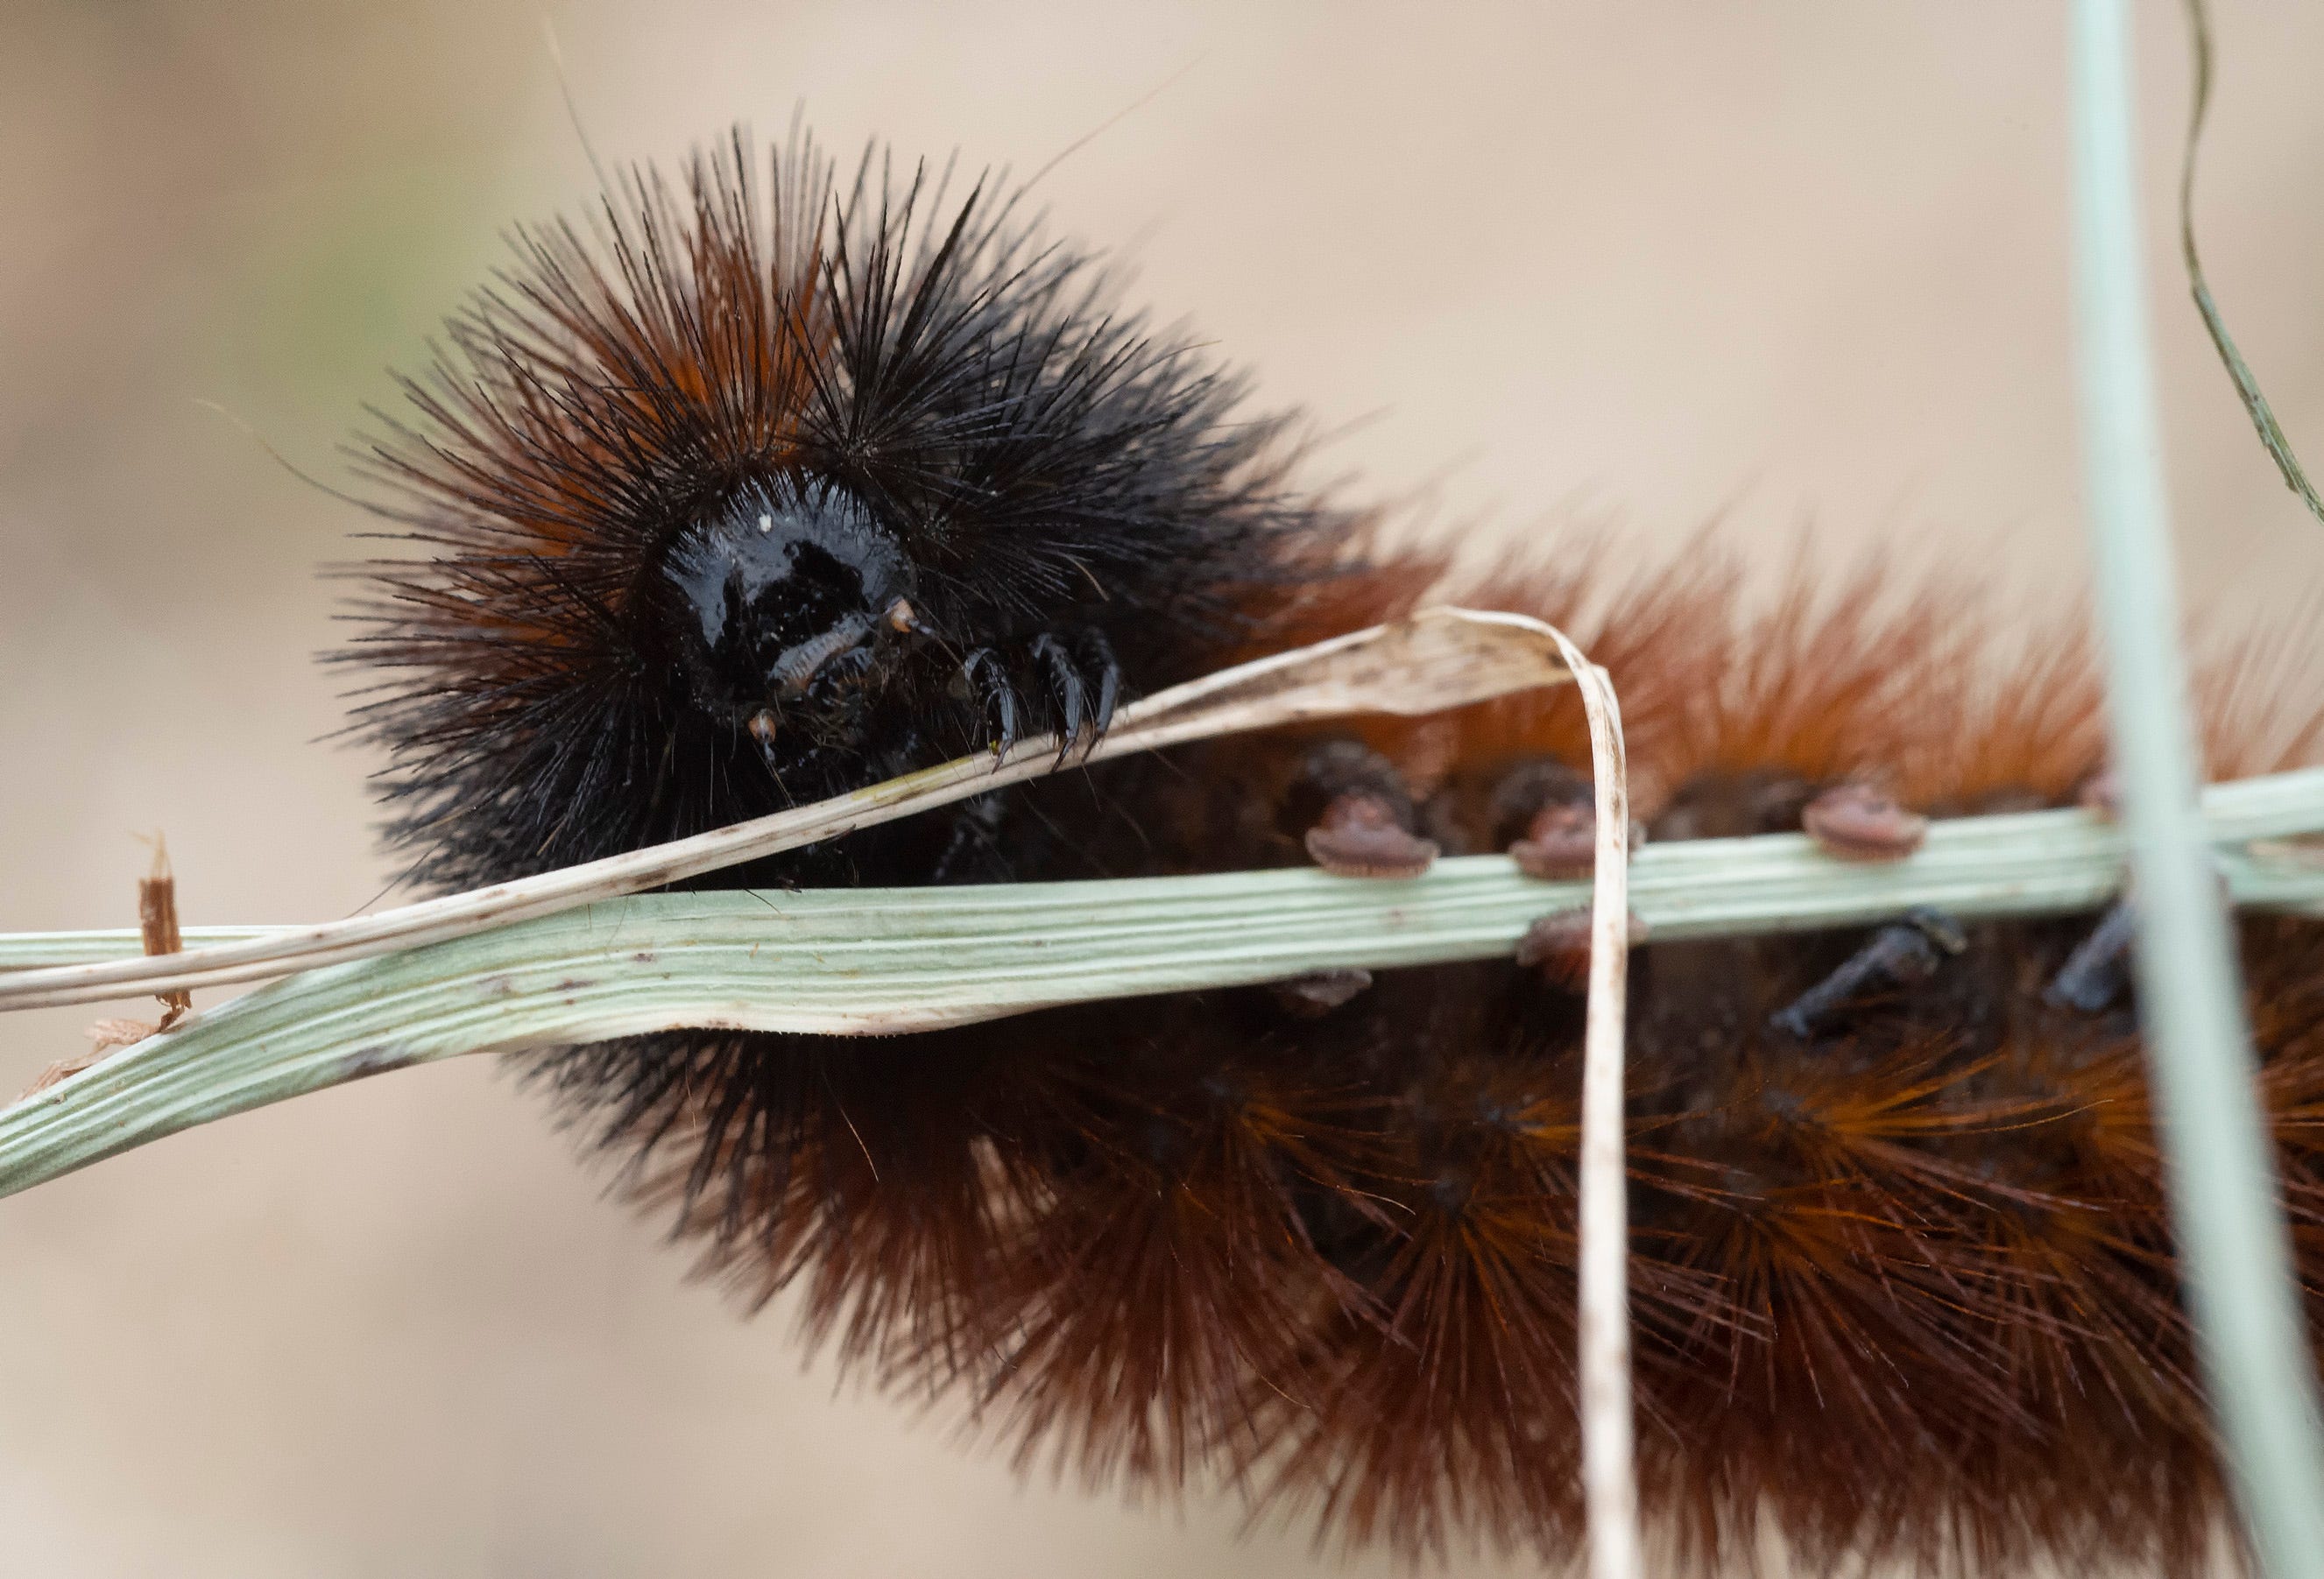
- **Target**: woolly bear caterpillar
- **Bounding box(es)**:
[341,127,2324,1575]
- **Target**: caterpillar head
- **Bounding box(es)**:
[644,476,918,762]
[341,131,1316,890]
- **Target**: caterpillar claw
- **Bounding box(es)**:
[960,648,1021,757]
[962,630,1125,763]
[1025,626,1121,761]
[1030,633,1087,764]
[1078,627,1121,741]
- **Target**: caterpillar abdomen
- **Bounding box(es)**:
[345,130,2324,1574]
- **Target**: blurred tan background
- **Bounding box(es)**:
[4,2,2322,1575]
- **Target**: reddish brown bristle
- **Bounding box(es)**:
[521,539,2324,1573]
[350,128,2324,1577]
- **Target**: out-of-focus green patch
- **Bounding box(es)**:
[214,149,516,455]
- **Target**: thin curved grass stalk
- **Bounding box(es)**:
[2176,0,2324,528]
[1540,635,1641,1579]
[0,608,1572,1013]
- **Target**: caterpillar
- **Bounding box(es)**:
[342,129,2324,1574]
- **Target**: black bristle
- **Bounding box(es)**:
[332,125,2324,1575]
[338,130,1345,896]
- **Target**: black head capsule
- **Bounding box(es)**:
[646,477,918,758]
